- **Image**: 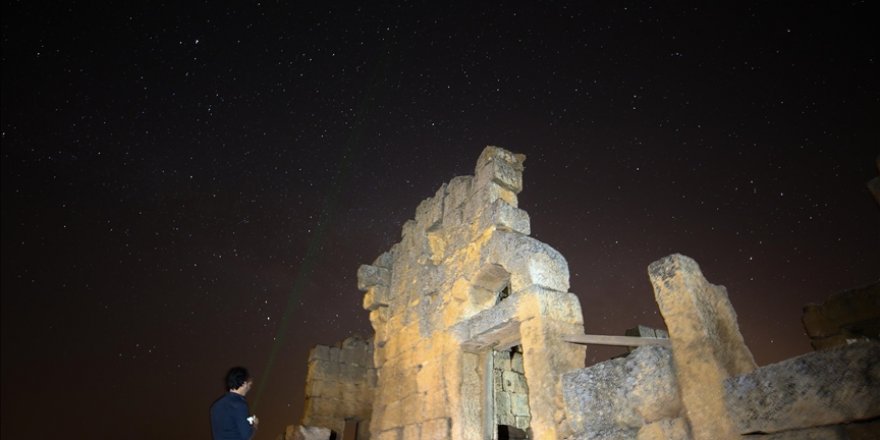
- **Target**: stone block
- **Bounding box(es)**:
[563,345,681,435]
[511,393,530,417]
[374,428,401,440]
[568,426,639,440]
[493,368,504,393]
[443,175,472,212]
[483,231,570,294]
[474,145,525,193]
[307,359,339,380]
[494,350,512,370]
[309,345,330,362]
[415,187,445,230]
[636,418,689,440]
[402,423,420,439]
[358,264,391,290]
[495,390,511,417]
[514,415,530,431]
[479,199,530,235]
[363,286,390,311]
[415,360,442,394]
[419,418,450,440]
[291,425,332,440]
[419,389,449,420]
[648,253,756,440]
[724,341,880,434]
[502,371,527,393]
[511,352,524,373]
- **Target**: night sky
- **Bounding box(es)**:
[2,2,878,439]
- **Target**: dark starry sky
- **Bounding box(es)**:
[2,2,878,439]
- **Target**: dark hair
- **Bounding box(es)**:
[225,366,250,391]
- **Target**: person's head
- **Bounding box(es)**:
[225,366,252,395]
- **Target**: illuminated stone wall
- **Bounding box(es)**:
[357,146,586,439]
[300,336,375,439]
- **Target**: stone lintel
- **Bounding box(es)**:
[483,230,570,294]
[450,297,523,352]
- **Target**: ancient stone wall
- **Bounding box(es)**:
[357,146,586,439]
[493,348,530,432]
[300,336,375,439]
[562,254,880,440]
[296,147,878,440]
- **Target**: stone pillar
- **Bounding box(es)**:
[647,254,757,440]
[517,289,586,439]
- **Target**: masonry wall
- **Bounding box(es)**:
[493,348,530,432]
[562,254,880,440]
[301,336,375,438]
[357,146,586,439]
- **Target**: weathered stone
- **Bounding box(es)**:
[562,345,681,436]
[511,351,524,373]
[802,281,880,349]
[648,253,756,440]
[748,426,847,440]
[511,393,530,416]
[568,425,639,440]
[348,146,584,439]
[358,264,391,290]
[301,336,374,437]
[363,286,390,311]
[474,145,525,193]
[414,184,445,230]
[298,147,880,440]
[724,341,880,434]
[476,199,531,235]
[418,418,450,440]
[636,418,690,440]
[290,425,332,440]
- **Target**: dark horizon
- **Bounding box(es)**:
[2,2,878,439]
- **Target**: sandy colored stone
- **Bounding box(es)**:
[648,253,756,440]
[417,418,450,440]
[301,336,374,437]
[563,345,681,436]
[636,418,690,440]
[290,425,332,440]
[347,146,585,439]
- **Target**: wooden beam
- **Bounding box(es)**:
[564,334,671,348]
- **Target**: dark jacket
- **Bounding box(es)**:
[210,392,254,440]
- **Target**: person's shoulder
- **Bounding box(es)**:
[211,392,234,406]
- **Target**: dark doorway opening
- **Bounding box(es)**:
[498,424,529,439]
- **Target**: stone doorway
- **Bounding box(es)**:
[341,418,359,440]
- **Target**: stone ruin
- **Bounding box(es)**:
[285,146,880,440]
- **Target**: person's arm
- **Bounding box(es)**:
[231,399,254,440]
